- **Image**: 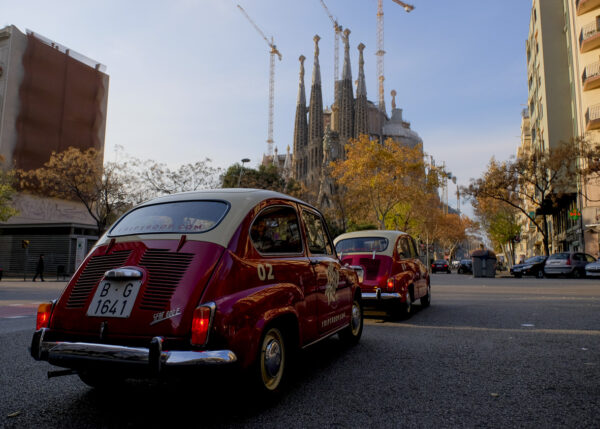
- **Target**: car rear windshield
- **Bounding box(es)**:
[335,237,389,254]
[435,260,446,264]
[548,252,569,260]
[109,201,229,236]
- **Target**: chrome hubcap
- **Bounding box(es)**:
[264,339,282,378]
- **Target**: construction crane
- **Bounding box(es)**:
[319,0,343,83]
[376,0,414,114]
[237,4,282,156]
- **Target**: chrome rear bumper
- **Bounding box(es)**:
[361,289,402,301]
[31,328,237,374]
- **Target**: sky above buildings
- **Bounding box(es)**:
[3,0,532,213]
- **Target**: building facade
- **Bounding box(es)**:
[0,25,109,276]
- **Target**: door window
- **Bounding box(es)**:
[250,206,302,254]
[396,236,411,259]
[301,210,333,255]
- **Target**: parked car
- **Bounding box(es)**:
[585,259,600,277]
[31,189,363,395]
[451,260,461,270]
[457,259,472,274]
[334,230,430,319]
[510,255,547,278]
[431,259,451,273]
[544,252,596,278]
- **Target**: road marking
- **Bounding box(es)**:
[376,322,600,336]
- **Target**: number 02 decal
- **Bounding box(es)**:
[257,263,275,281]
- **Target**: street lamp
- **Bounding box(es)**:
[237,158,250,187]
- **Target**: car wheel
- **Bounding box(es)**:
[339,297,363,346]
[514,273,522,278]
[458,268,463,274]
[255,326,287,395]
[78,371,125,389]
[536,270,544,279]
[420,285,431,308]
[390,291,412,320]
[573,269,583,279]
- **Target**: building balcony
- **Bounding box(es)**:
[585,103,600,131]
[577,0,600,15]
[583,61,600,90]
[580,21,600,52]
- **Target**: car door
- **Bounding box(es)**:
[248,204,319,343]
[300,207,351,335]
[409,236,427,295]
[395,235,420,298]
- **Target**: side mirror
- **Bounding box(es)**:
[348,265,364,284]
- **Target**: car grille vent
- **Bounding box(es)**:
[66,250,132,308]
[359,258,381,281]
[138,249,194,311]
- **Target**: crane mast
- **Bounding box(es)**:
[376,0,414,115]
[237,4,282,156]
[319,0,343,83]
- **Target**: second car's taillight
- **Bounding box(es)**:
[565,258,571,266]
[191,303,215,346]
[386,278,395,292]
[36,302,53,330]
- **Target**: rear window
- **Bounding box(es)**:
[335,237,389,254]
[548,253,569,260]
[109,201,229,236]
[434,260,447,264]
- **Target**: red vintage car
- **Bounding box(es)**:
[334,230,430,318]
[31,189,363,394]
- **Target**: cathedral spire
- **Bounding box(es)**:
[293,55,308,180]
[308,35,324,186]
[339,28,354,142]
[354,43,368,138]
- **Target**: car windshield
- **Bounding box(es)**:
[434,260,446,264]
[335,237,389,253]
[109,201,229,236]
[461,259,471,264]
[525,256,545,263]
[548,252,570,260]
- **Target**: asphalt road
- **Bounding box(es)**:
[0,274,599,428]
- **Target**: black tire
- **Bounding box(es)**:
[421,285,431,308]
[572,269,583,279]
[254,326,287,395]
[536,270,544,279]
[458,268,463,274]
[389,290,413,320]
[78,371,125,389]
[514,273,522,278]
[339,297,363,346]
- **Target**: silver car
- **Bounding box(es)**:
[585,260,600,277]
[544,252,596,278]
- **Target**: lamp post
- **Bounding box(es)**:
[237,158,250,187]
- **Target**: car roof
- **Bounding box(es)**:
[333,230,409,258]
[100,189,310,249]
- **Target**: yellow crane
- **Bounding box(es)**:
[319,0,343,83]
[376,0,414,114]
[237,4,282,156]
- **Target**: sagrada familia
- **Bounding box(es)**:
[266,29,422,209]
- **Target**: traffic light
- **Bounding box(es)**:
[22,240,30,249]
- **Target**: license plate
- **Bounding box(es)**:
[86,280,142,318]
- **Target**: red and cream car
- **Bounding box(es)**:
[31,189,363,394]
[334,230,430,318]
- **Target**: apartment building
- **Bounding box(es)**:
[563,0,600,257]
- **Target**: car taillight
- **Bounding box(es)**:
[431,264,435,268]
[36,302,53,330]
[387,278,395,292]
[191,305,213,346]
[566,258,571,266]
[444,264,448,268]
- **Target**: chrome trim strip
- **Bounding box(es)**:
[301,323,348,349]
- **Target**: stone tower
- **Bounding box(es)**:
[292,55,308,180]
[307,35,324,187]
[354,43,368,138]
[339,29,355,146]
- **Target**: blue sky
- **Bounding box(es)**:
[3,0,532,213]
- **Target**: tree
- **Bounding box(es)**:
[330,135,434,229]
[0,155,18,221]
[18,147,129,235]
[473,195,520,264]
[221,163,301,196]
[463,139,600,255]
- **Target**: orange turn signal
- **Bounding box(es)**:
[36,302,53,330]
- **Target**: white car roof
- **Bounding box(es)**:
[334,230,410,258]
[98,189,308,249]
